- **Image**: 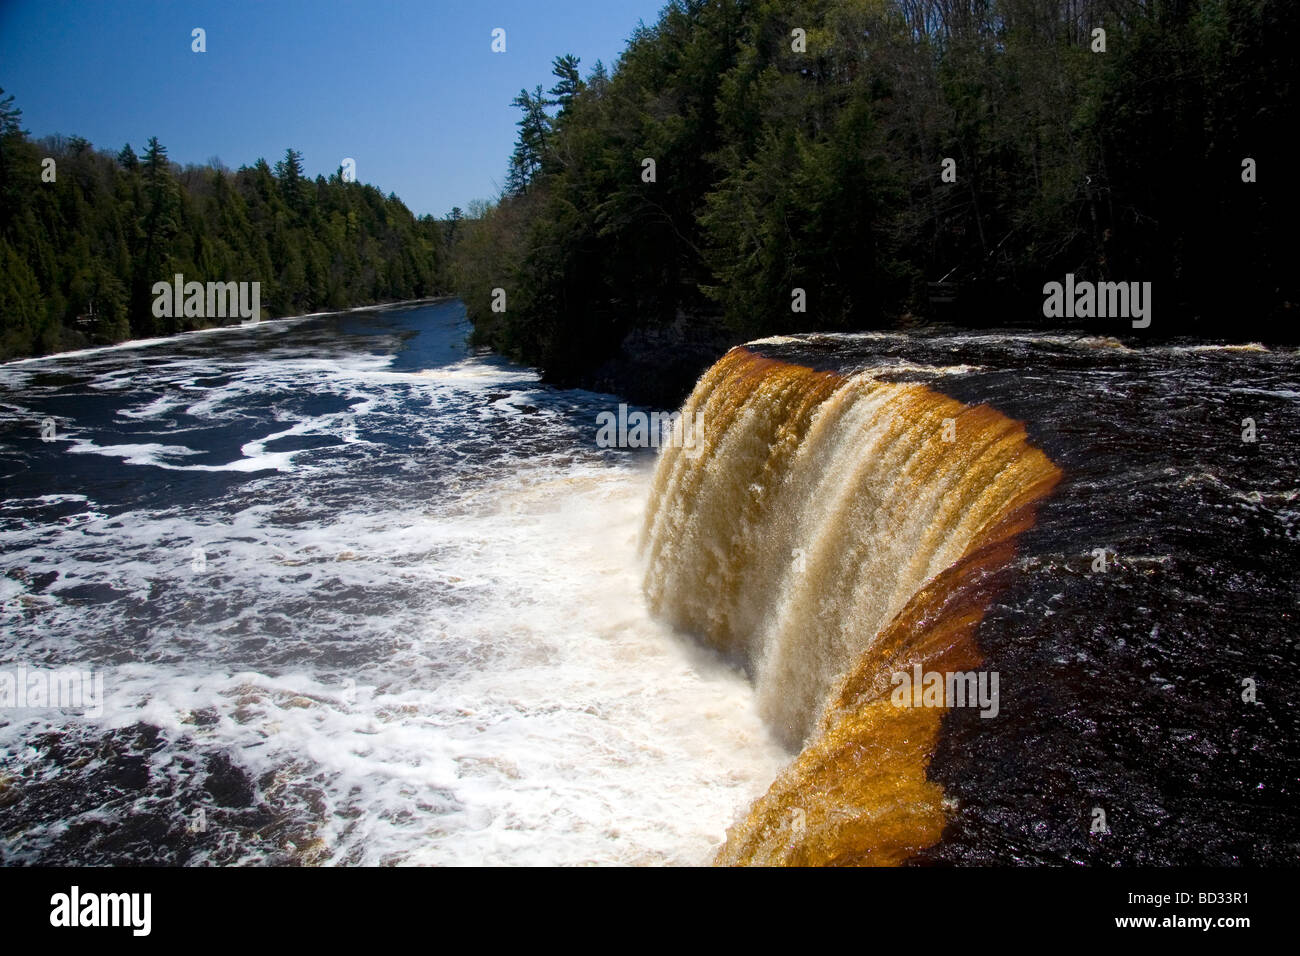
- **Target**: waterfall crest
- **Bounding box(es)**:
[641,346,1061,863]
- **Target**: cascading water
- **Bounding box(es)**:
[0,303,788,866]
[642,346,1061,863]
[639,331,1300,867]
[4,308,1296,867]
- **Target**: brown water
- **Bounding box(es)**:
[645,333,1299,866]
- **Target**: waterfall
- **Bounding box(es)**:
[642,346,1061,864]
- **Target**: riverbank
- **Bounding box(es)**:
[0,296,457,367]
[506,301,1294,412]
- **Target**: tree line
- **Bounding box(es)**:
[452,0,1298,397]
[0,89,452,360]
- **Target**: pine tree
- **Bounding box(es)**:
[505,86,551,196]
[0,87,28,226]
[549,55,584,115]
[136,137,180,334]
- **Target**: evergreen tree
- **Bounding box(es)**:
[505,86,551,196]
[452,0,1300,396]
[549,54,584,114]
[0,94,452,360]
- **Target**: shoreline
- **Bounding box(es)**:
[0,296,457,368]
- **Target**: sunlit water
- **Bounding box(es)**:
[0,301,788,865]
[5,309,1297,866]
[750,331,1300,865]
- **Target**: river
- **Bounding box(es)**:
[0,301,785,865]
[2,304,1297,866]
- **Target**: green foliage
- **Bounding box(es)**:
[549,54,586,115]
[454,0,1299,391]
[0,97,451,359]
[506,86,553,196]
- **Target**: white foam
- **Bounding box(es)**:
[0,338,788,866]
[63,438,298,473]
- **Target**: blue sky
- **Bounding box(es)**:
[0,0,669,217]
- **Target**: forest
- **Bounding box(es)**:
[0,89,450,360]
[453,0,1298,402]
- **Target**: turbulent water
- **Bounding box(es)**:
[0,301,787,865]
[3,308,1297,867]
[647,333,1299,865]
[643,347,1062,863]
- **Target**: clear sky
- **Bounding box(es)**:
[0,0,669,217]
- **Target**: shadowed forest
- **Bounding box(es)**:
[2,0,1296,397]
[453,0,1298,400]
